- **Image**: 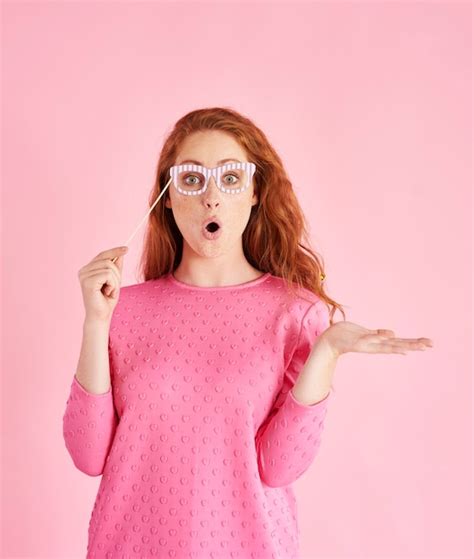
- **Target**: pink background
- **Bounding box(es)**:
[2,2,471,558]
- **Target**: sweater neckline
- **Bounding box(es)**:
[167,271,271,291]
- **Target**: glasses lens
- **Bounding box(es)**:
[174,166,249,193]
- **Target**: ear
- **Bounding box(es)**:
[165,195,172,209]
[251,192,258,206]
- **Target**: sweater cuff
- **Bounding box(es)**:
[72,375,112,397]
[288,386,330,411]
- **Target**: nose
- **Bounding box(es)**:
[201,175,221,208]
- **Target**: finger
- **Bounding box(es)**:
[371,331,433,347]
[86,270,118,296]
[375,340,429,353]
[80,259,122,285]
[366,342,407,354]
[364,333,396,344]
[380,336,432,344]
[77,247,128,277]
[369,329,396,338]
[380,338,432,349]
[91,246,128,263]
[115,254,125,272]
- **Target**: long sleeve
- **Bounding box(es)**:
[62,374,118,477]
[255,298,332,488]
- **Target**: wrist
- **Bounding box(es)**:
[314,333,341,361]
[83,317,111,332]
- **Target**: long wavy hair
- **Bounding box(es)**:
[138,107,346,325]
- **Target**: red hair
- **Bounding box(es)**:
[138,107,346,325]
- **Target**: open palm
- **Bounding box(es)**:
[321,320,434,358]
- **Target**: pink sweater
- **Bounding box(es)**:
[63,272,332,559]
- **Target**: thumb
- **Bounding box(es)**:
[116,254,125,272]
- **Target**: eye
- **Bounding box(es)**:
[223,173,238,184]
[184,174,201,185]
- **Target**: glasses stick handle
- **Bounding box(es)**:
[111,175,173,263]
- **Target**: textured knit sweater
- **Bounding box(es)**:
[62,271,332,559]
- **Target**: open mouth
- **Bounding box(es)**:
[202,219,223,239]
[205,222,220,233]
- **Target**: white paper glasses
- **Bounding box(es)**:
[169,162,257,196]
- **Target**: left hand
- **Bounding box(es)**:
[318,321,434,359]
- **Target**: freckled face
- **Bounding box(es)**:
[165,130,258,258]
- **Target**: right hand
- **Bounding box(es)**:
[78,246,128,323]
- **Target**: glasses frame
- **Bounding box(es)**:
[169,162,257,196]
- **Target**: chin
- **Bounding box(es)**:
[184,237,228,258]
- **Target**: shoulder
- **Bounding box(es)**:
[264,274,330,343]
[109,276,169,322]
[117,275,169,298]
[266,274,327,315]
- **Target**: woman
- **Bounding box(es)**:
[63,107,433,559]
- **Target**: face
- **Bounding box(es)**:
[165,130,258,259]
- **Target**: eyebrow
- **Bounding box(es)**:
[177,158,242,166]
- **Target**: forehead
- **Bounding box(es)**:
[175,130,247,163]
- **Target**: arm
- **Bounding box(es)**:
[62,319,118,476]
[255,299,332,488]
